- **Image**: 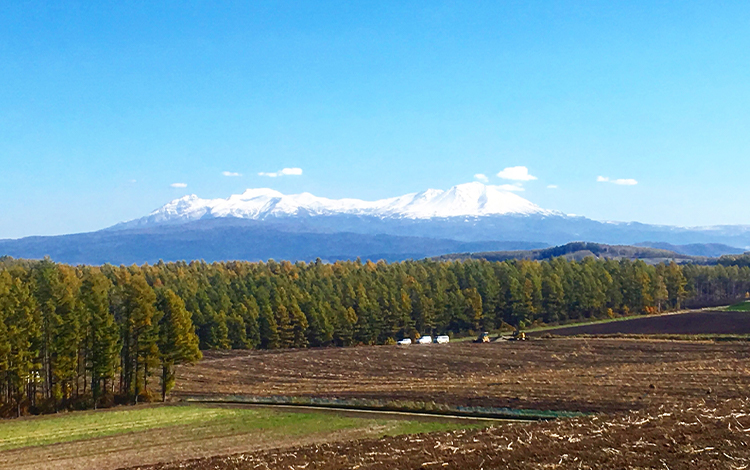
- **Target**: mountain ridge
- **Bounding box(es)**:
[0,219,547,265]
[113,182,556,230]
[1,182,749,265]
[433,241,714,264]
[635,241,747,258]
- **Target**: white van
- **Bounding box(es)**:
[436,335,450,344]
[417,336,432,344]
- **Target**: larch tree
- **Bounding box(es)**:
[80,268,118,407]
[112,270,158,402]
[0,274,39,416]
[259,304,280,349]
[156,289,201,402]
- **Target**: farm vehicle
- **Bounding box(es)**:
[475,332,491,343]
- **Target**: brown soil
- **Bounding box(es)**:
[532,310,750,336]
[12,338,750,469]
[126,398,750,470]
[174,338,750,413]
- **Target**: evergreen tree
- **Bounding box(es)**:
[653,272,669,312]
[226,309,249,349]
[0,273,39,416]
[259,304,280,349]
[112,270,158,402]
[80,268,118,407]
[275,304,293,347]
[508,276,531,328]
[288,300,309,348]
[243,298,261,349]
[2,253,750,416]
[664,262,688,309]
[462,287,483,331]
[541,271,565,323]
[333,305,356,346]
[156,289,201,401]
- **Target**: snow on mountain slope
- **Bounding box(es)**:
[376,182,546,218]
[119,182,557,228]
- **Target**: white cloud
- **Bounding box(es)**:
[222,171,242,177]
[597,176,638,186]
[170,182,187,188]
[547,184,558,189]
[497,183,525,192]
[258,167,303,177]
[129,179,137,184]
[496,166,537,181]
[474,173,489,183]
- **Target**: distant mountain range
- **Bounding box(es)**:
[1,182,748,265]
[0,218,546,266]
[113,182,553,230]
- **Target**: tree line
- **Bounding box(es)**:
[0,255,749,417]
[0,259,200,417]
[719,253,750,269]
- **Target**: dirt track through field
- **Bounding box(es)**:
[186,401,524,422]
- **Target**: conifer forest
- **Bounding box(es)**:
[0,255,748,417]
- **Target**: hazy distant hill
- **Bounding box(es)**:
[0,219,545,265]
[434,242,711,264]
[635,242,745,257]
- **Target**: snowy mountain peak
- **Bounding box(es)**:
[371,183,527,219]
[117,182,556,229]
[237,188,284,199]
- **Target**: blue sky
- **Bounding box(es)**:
[1,1,749,239]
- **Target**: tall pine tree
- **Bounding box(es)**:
[156,289,201,401]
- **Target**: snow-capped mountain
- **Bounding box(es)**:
[117,182,557,229]
[3,182,748,266]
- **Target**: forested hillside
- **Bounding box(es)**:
[719,253,750,268]
[434,242,706,263]
[1,255,749,417]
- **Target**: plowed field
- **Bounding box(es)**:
[15,338,749,469]
[175,338,750,413]
[126,398,750,470]
[532,310,750,336]
[135,339,750,469]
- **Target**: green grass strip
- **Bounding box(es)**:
[0,406,234,451]
[725,301,750,312]
[0,404,483,452]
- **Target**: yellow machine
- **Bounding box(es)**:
[512,329,526,341]
[476,331,491,343]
